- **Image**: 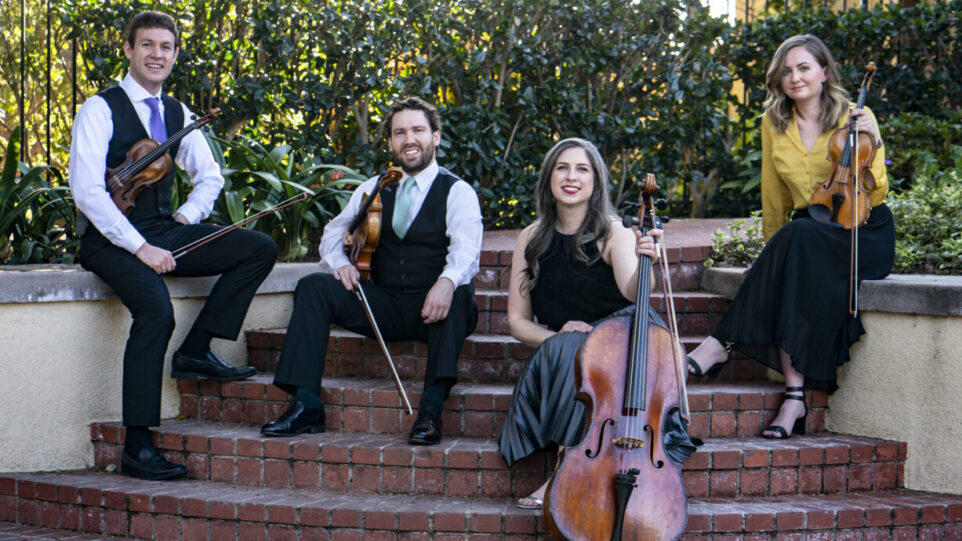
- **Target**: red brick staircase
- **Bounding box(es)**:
[3,227,961,540]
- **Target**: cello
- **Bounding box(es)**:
[808,62,879,315]
[544,173,690,541]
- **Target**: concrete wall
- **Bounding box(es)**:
[704,268,962,495]
[0,263,318,473]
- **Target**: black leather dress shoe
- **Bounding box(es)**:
[171,351,257,381]
[408,408,443,445]
[261,400,326,437]
[121,446,187,481]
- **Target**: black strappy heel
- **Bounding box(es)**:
[686,342,733,380]
[761,386,808,440]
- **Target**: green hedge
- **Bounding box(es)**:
[2,0,961,264]
[28,0,962,225]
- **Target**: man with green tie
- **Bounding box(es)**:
[261,97,483,445]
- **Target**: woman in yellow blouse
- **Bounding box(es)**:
[686,34,895,439]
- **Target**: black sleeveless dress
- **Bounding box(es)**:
[712,205,895,392]
[498,233,643,466]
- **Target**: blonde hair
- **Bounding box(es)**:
[762,34,849,134]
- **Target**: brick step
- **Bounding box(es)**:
[245,289,730,340]
[245,329,768,384]
[178,376,828,440]
[0,519,136,540]
[91,420,905,499]
[4,473,961,540]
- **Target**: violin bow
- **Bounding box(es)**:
[353,282,414,415]
[171,192,309,259]
[342,167,413,415]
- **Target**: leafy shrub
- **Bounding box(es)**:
[888,146,962,275]
[703,211,764,268]
[1,127,77,264]
[208,134,364,261]
[882,111,962,192]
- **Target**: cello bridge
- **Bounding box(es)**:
[613,437,645,450]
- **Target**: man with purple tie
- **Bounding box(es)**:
[68,11,277,481]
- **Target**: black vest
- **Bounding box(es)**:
[77,87,185,253]
[99,86,185,226]
[371,167,461,291]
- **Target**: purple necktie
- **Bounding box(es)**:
[145,97,167,142]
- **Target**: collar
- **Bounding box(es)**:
[406,160,440,191]
[120,73,163,103]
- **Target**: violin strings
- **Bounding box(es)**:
[115,117,209,182]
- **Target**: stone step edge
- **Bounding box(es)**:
[3,473,961,537]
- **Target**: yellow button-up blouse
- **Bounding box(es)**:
[760,106,888,241]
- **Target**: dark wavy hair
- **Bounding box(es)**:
[378,96,442,142]
[125,11,180,49]
[521,138,617,294]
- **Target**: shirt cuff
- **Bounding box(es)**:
[174,203,202,224]
[323,252,353,272]
[119,231,148,255]
[439,269,462,288]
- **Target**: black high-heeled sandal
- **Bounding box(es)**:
[686,342,733,379]
[761,386,808,440]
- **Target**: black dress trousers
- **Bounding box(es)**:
[80,218,277,426]
[272,272,478,397]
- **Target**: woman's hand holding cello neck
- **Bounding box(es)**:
[635,227,662,260]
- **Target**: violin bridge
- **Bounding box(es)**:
[613,437,645,450]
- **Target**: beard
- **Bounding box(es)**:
[394,142,436,175]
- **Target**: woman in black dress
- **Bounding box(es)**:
[686,35,894,439]
[497,138,665,508]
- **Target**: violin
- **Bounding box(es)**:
[544,173,688,541]
[106,109,221,215]
[808,62,879,315]
[808,62,878,229]
[340,166,413,415]
[343,167,403,280]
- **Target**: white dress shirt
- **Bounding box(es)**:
[319,160,483,287]
[68,73,224,254]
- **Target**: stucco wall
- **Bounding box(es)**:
[703,268,962,495]
[0,264,317,473]
[833,312,962,494]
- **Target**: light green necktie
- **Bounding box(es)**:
[392,177,416,238]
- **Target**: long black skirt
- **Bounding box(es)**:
[499,305,653,467]
[713,204,895,392]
